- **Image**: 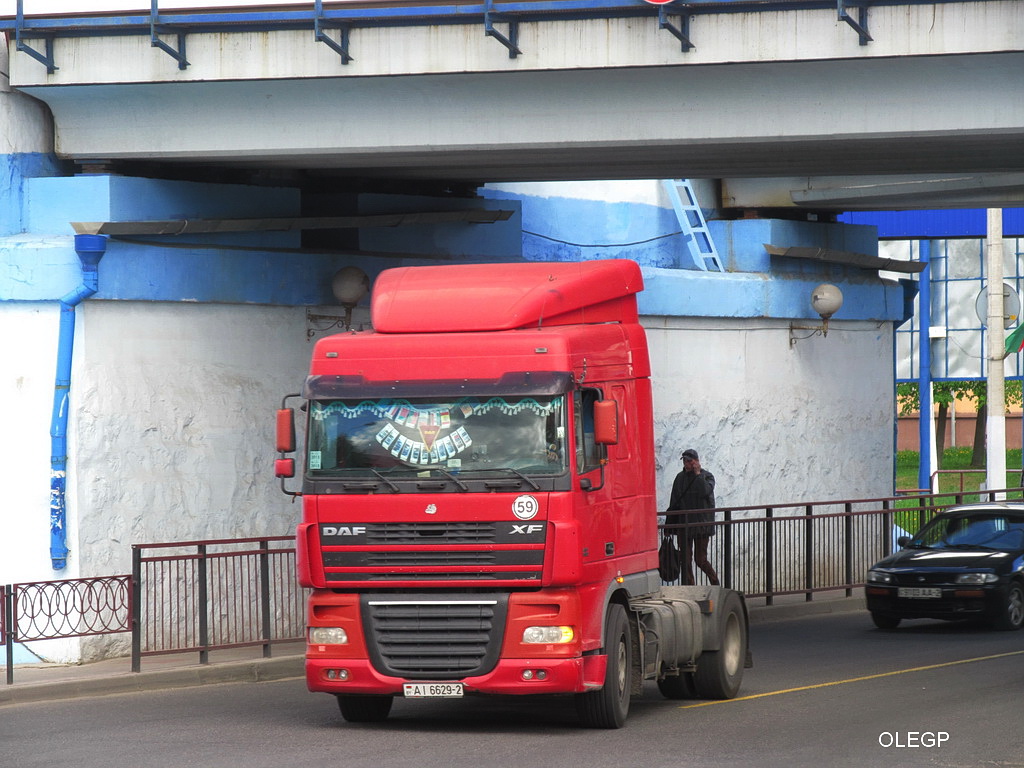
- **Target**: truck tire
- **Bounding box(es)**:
[575,603,631,728]
[337,694,394,723]
[692,591,746,700]
[657,671,698,700]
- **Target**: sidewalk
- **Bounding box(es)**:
[1,595,865,706]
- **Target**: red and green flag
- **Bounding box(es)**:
[1005,324,1024,356]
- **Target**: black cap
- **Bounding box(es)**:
[681,449,699,461]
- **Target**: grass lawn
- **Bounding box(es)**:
[896,447,1023,493]
[894,447,1024,533]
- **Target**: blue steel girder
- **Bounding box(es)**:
[837,0,873,45]
[0,0,997,72]
[150,0,189,69]
[315,0,354,63]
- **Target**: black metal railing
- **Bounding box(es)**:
[660,486,1024,602]
[6,488,1024,682]
[130,536,305,672]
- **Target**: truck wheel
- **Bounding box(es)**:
[337,694,394,723]
[657,671,698,700]
[693,591,746,700]
[575,603,631,728]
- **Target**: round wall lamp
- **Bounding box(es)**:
[332,266,371,330]
[790,283,843,346]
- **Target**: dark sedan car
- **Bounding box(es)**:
[865,503,1024,630]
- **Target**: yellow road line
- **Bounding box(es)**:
[679,650,1024,709]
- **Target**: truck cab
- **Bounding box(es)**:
[277,259,747,727]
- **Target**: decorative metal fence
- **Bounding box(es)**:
[3,575,131,684]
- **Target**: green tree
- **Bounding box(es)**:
[896,380,1023,467]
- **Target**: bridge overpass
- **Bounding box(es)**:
[1,0,1021,211]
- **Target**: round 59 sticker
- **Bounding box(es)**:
[512,495,539,520]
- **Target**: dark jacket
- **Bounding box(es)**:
[667,469,716,537]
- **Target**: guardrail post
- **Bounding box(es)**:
[131,546,142,672]
[803,505,813,601]
[4,584,13,685]
[844,502,854,597]
[198,544,209,665]
[764,507,774,605]
[722,510,732,590]
[881,498,892,558]
[259,540,272,658]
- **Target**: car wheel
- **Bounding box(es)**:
[871,612,901,630]
[993,582,1024,631]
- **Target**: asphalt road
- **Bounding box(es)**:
[4,610,1024,768]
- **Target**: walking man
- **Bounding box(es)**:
[667,448,720,585]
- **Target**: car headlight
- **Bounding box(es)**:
[522,626,574,644]
[867,570,894,584]
[954,573,998,585]
[309,626,348,645]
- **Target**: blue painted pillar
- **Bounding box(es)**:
[50,234,107,570]
[917,240,933,493]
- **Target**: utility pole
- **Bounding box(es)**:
[986,208,1006,499]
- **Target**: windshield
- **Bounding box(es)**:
[306,394,568,477]
[910,514,1024,550]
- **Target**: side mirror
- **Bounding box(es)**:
[897,535,911,548]
[276,408,296,453]
[593,399,618,445]
[275,458,295,479]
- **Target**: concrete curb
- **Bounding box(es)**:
[1,655,305,706]
[747,596,866,625]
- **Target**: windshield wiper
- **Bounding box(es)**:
[491,468,540,491]
[433,468,469,492]
[367,469,400,493]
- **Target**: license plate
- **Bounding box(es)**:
[898,587,941,599]
[403,682,464,698]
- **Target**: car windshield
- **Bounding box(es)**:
[910,513,1024,551]
[306,394,567,477]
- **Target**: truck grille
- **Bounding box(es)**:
[320,521,545,583]
[367,522,496,544]
[362,595,508,679]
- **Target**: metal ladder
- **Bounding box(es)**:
[662,179,724,272]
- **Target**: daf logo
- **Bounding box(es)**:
[511,524,544,535]
[322,526,366,536]
[425,504,437,515]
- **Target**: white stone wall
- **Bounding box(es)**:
[646,316,895,511]
[0,303,62,585]
[70,301,315,579]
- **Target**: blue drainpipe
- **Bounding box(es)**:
[49,234,107,570]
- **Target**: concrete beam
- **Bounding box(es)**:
[17,53,1024,187]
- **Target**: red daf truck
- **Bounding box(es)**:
[275,258,749,728]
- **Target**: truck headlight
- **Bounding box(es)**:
[309,626,348,645]
[522,626,574,644]
[867,570,894,584]
[955,573,998,585]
